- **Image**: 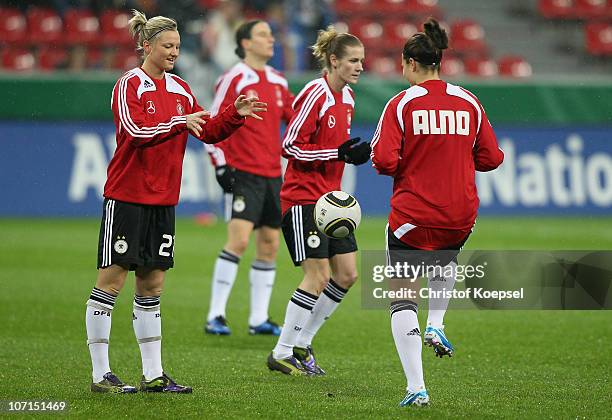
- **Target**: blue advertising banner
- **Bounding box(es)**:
[0,122,611,216]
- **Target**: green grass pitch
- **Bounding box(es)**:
[0,216,611,418]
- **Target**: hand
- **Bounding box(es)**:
[215,165,235,193]
[186,110,210,137]
[338,137,372,165]
[349,142,372,165]
[234,95,267,120]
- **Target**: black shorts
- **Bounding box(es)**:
[282,204,358,266]
[386,224,468,274]
[97,198,175,271]
[225,170,282,229]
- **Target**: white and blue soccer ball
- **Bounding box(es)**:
[314,191,361,239]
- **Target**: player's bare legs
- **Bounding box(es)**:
[95,265,129,295]
[206,219,254,334]
[298,258,331,294]
[329,252,358,289]
[248,227,281,333]
[255,226,279,262]
[225,218,254,256]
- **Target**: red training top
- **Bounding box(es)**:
[371,79,503,235]
[105,67,245,206]
[280,76,355,214]
[206,62,294,178]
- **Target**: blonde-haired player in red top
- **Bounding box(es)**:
[371,18,503,407]
[267,26,371,376]
[85,9,265,394]
[203,20,294,337]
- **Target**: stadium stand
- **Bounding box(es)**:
[585,21,612,55]
[0,1,609,77]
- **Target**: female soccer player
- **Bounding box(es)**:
[204,20,294,337]
[85,10,266,393]
[267,26,371,376]
[371,18,504,406]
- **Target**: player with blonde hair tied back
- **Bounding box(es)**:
[84,9,265,394]
[267,26,370,376]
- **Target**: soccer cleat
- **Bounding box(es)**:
[293,346,325,375]
[399,389,430,407]
[91,372,137,394]
[266,352,309,376]
[424,326,454,358]
[139,373,192,393]
[249,319,282,336]
[205,316,231,335]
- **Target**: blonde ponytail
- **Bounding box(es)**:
[128,9,177,56]
[311,25,362,72]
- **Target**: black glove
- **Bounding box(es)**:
[338,137,371,165]
[215,165,235,193]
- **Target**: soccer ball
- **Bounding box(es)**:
[314,191,361,239]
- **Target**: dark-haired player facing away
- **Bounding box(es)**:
[204,20,294,336]
[371,18,503,406]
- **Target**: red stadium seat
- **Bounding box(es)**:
[0,8,27,45]
[367,52,402,77]
[384,19,418,49]
[63,9,100,45]
[26,7,63,45]
[348,18,385,49]
[85,47,104,68]
[37,46,68,70]
[449,19,488,57]
[372,0,442,19]
[585,21,612,55]
[498,55,533,78]
[1,48,36,71]
[440,53,464,77]
[100,10,133,47]
[373,0,410,15]
[574,0,607,19]
[538,0,575,19]
[464,57,498,77]
[405,0,443,19]
[335,0,373,18]
[198,0,221,10]
[112,49,140,71]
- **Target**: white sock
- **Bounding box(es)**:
[207,250,240,321]
[272,289,318,359]
[295,279,348,348]
[390,300,425,393]
[133,296,163,381]
[86,287,116,383]
[248,260,276,327]
[427,261,457,328]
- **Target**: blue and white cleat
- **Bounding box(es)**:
[399,390,430,407]
[424,326,454,357]
[249,319,281,336]
[205,316,231,335]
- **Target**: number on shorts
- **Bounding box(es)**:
[159,234,174,257]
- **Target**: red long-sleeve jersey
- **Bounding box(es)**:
[371,80,503,233]
[104,67,245,206]
[280,76,355,214]
[205,62,294,178]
